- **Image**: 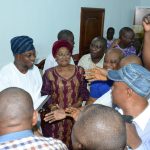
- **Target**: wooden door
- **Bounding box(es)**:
[79,7,105,57]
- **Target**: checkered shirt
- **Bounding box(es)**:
[0,136,68,150]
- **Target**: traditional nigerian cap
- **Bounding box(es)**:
[108,64,150,98]
[11,36,35,55]
[52,40,73,58]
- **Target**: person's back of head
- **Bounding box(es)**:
[107,48,124,60]
[0,87,37,135]
[57,29,74,46]
[71,104,126,150]
[119,55,142,68]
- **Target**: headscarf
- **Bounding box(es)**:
[52,40,73,58]
[11,36,35,55]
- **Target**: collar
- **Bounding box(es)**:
[88,54,105,64]
[0,130,33,143]
[133,104,150,130]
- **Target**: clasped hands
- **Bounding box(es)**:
[44,105,81,123]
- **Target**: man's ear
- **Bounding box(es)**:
[77,143,85,150]
[15,54,21,60]
[127,88,133,97]
[32,110,38,126]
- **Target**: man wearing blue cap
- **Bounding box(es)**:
[84,14,150,149]
[0,36,47,110]
[108,64,150,149]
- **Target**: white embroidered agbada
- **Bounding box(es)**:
[0,63,47,109]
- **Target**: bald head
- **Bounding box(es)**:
[72,104,126,150]
[104,48,124,70]
[106,48,124,60]
[120,55,142,68]
[0,87,34,135]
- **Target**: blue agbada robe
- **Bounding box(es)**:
[90,80,113,99]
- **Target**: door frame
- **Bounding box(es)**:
[79,7,105,57]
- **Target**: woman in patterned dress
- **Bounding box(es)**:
[40,40,89,149]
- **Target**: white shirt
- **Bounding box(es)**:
[132,104,150,150]
[93,89,112,107]
[94,89,150,108]
[78,53,105,91]
[133,104,150,130]
[43,53,74,73]
[78,53,104,70]
[117,102,150,150]
[0,63,47,109]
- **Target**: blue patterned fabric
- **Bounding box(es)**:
[11,36,35,55]
[114,44,136,57]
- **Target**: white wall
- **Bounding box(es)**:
[140,0,150,6]
[0,0,142,68]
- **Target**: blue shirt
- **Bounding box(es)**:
[90,80,113,99]
[0,130,33,143]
